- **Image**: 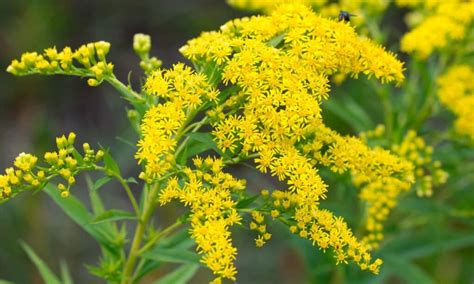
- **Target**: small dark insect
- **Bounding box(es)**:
[338,11,355,22]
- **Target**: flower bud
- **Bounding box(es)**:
[87,78,99,86]
[94,41,111,60]
[95,150,104,161]
[133,33,151,56]
[67,132,76,145]
[83,143,91,152]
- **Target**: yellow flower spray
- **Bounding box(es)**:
[3,1,462,283]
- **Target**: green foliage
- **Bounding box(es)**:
[153,264,199,284]
[20,242,62,284]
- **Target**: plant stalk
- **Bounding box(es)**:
[121,184,159,284]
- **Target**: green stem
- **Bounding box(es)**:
[106,75,145,103]
[94,166,140,217]
[115,173,141,217]
[137,219,184,255]
[121,184,160,284]
[224,153,259,165]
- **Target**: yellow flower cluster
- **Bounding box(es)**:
[0,133,103,201]
[227,0,389,27]
[437,65,474,140]
[227,0,326,12]
[136,63,219,182]
[358,126,448,241]
[300,125,415,249]
[182,4,404,85]
[133,33,162,74]
[0,153,41,200]
[6,41,114,86]
[399,0,474,58]
[249,211,272,247]
[391,130,448,196]
[176,3,407,274]
[158,157,245,282]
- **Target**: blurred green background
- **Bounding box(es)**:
[1,1,474,284]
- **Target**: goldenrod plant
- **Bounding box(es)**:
[2,1,473,283]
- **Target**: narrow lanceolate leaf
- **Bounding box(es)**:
[401,233,474,259]
[86,175,107,215]
[86,175,119,242]
[20,242,61,284]
[60,260,74,284]
[153,264,199,284]
[383,255,435,284]
[141,248,200,264]
[184,132,229,159]
[133,229,195,282]
[323,98,373,132]
[92,176,113,191]
[102,148,121,176]
[379,232,474,260]
[267,33,286,47]
[236,194,260,209]
[157,228,195,250]
[92,209,137,224]
[71,148,84,164]
[0,280,14,284]
[44,184,121,256]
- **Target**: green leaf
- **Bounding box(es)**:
[20,242,61,284]
[343,95,374,129]
[236,194,260,209]
[60,261,74,284]
[102,149,121,176]
[0,280,14,284]
[44,185,120,256]
[92,209,137,224]
[184,132,228,159]
[203,61,222,86]
[380,232,474,260]
[142,248,200,264]
[71,148,84,164]
[402,233,474,259]
[116,136,137,149]
[218,85,240,103]
[323,97,373,132]
[133,260,163,283]
[86,175,120,240]
[126,177,138,184]
[86,175,107,215]
[383,255,435,284]
[134,229,195,282]
[267,33,286,48]
[177,144,188,166]
[93,176,113,191]
[153,264,199,284]
[157,228,194,250]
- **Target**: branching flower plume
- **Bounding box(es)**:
[437,65,474,140]
[397,0,474,58]
[1,1,472,284]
